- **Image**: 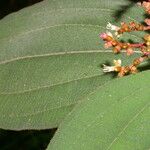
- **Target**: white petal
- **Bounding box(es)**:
[106,22,120,31]
[103,64,115,72]
[106,31,113,37]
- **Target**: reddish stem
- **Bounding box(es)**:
[130,43,145,48]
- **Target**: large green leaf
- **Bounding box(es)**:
[0,0,147,130]
[48,71,150,150]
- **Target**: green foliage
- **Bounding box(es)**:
[48,71,150,150]
[0,0,149,149]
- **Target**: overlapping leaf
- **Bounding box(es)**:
[48,71,150,150]
[0,0,147,129]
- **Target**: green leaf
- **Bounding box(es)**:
[0,0,147,130]
[48,71,150,150]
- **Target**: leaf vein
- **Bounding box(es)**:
[0,74,103,95]
[0,77,112,118]
[106,102,150,150]
[0,49,141,65]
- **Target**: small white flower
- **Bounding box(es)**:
[106,22,120,31]
[103,64,115,72]
[106,31,113,37]
[102,59,122,73]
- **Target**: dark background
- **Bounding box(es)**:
[0,0,56,150]
[0,0,43,19]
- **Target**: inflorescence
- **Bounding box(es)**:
[100,0,150,77]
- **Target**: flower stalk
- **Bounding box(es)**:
[100,0,150,77]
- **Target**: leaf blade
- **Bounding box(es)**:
[0,0,148,130]
[48,71,150,150]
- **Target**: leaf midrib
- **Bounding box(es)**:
[0,49,141,65]
[0,50,141,95]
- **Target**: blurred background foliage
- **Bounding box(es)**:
[0,0,57,150]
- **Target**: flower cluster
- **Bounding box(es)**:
[100,0,150,77]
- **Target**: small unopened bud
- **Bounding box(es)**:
[99,33,107,40]
[144,34,150,42]
[104,42,112,48]
[126,48,134,56]
[145,19,150,25]
[113,45,121,53]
